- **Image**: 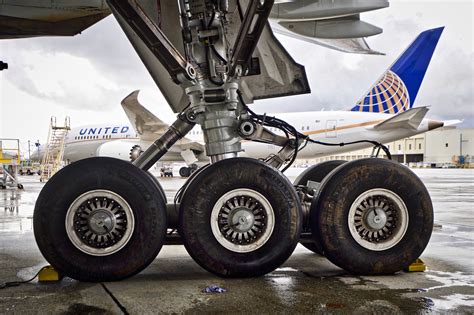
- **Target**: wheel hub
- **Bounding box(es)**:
[217,196,267,245]
[230,208,255,232]
[211,189,274,253]
[66,190,135,256]
[88,210,115,234]
[364,204,389,230]
[348,189,408,251]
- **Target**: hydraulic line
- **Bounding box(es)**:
[236,90,392,172]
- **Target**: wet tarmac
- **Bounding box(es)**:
[0,168,473,314]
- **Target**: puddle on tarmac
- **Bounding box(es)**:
[429,294,474,310]
[425,270,474,291]
[0,178,41,232]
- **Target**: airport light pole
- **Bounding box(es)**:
[460,133,468,156]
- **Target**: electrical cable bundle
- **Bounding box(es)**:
[236,90,392,172]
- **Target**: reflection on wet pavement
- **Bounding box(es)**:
[0,169,473,313]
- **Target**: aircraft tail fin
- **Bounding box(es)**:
[351,27,444,114]
[121,90,169,141]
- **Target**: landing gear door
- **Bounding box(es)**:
[325,120,337,138]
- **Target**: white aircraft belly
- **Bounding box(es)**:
[64,141,105,163]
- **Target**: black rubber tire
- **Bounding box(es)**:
[312,158,433,275]
[294,160,347,188]
[179,158,302,277]
[145,171,167,203]
[294,160,346,255]
[33,157,168,282]
[179,167,190,178]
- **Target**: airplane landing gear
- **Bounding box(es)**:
[31,0,435,282]
[311,158,433,275]
[33,158,168,282]
[179,164,198,178]
[179,158,302,277]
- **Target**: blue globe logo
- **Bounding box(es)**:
[356,70,410,114]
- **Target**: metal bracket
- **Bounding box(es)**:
[229,0,275,76]
[241,122,288,147]
[264,141,296,169]
[370,144,382,158]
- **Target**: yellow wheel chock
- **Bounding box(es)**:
[404,258,427,272]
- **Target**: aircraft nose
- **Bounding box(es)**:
[428,120,444,131]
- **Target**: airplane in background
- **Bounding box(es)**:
[32,27,458,176]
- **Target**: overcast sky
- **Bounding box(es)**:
[0,0,472,154]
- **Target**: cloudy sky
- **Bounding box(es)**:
[0,0,472,155]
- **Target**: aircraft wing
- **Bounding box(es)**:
[121,90,205,153]
[269,1,388,55]
[272,24,384,55]
[0,2,110,39]
[373,107,429,130]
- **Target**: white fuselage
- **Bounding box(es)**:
[32,110,437,164]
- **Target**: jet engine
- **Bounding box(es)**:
[95,140,142,161]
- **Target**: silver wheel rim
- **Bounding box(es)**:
[65,190,135,256]
[348,188,408,251]
[211,189,275,253]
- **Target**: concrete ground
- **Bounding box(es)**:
[0,168,473,314]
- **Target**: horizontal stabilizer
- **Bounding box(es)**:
[373,107,429,130]
[442,120,463,127]
[121,90,169,141]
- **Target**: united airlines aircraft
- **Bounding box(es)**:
[32,28,456,175]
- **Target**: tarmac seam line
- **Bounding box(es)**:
[100,283,129,315]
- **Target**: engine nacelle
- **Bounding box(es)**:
[96,140,145,161]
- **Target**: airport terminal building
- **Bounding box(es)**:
[310,127,474,167]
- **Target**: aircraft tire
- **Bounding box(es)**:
[294,160,347,255]
[179,167,191,178]
[146,171,167,203]
[33,157,167,282]
[312,158,433,275]
[179,158,302,277]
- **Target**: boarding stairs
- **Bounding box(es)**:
[40,117,70,182]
